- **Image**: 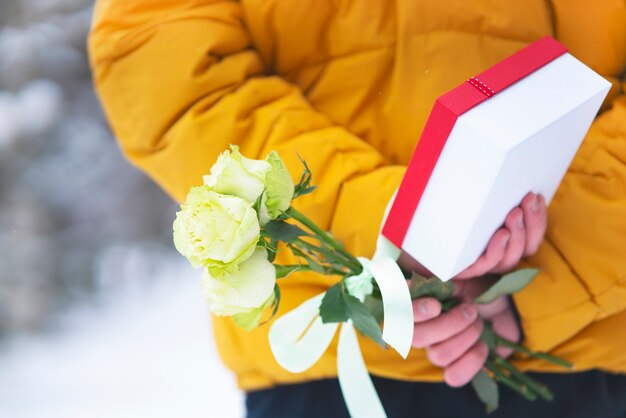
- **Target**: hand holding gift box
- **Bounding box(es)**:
[397,191,548,280]
[383,36,611,281]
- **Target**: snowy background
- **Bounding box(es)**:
[0,1,244,416]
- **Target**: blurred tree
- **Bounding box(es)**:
[0,0,179,336]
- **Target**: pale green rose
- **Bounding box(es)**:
[262,151,295,220]
[202,248,276,328]
[173,185,260,274]
[203,145,294,224]
[203,145,271,205]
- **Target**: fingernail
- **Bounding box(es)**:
[419,300,433,316]
[516,213,524,229]
[461,304,475,321]
[531,196,540,212]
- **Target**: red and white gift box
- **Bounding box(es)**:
[382,36,611,281]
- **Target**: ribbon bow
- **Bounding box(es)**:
[269,236,414,418]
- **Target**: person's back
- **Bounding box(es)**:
[88,1,626,416]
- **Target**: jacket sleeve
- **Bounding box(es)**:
[512,0,626,353]
[88,0,404,258]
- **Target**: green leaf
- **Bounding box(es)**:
[331,263,349,274]
[471,370,499,414]
[257,285,282,327]
[363,295,384,324]
[257,237,279,262]
[296,185,317,196]
[480,321,497,351]
[305,257,326,274]
[293,155,315,199]
[289,244,327,274]
[233,290,277,331]
[319,284,349,323]
[263,220,310,243]
[267,239,279,263]
[409,272,456,301]
[343,292,386,348]
[475,268,540,304]
[253,191,264,216]
[440,299,460,312]
[271,285,281,318]
[275,264,303,278]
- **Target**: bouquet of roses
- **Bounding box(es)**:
[173,145,571,415]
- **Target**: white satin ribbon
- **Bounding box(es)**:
[268,234,414,418]
[268,293,339,373]
[337,323,387,418]
[368,256,413,358]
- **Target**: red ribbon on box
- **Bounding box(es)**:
[382,36,568,248]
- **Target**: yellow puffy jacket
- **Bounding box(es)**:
[88,0,626,390]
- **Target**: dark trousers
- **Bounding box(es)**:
[246,371,626,418]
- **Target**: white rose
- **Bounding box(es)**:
[202,248,276,330]
[203,145,294,224]
[173,185,260,274]
[203,145,271,205]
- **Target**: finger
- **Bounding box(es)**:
[520,193,548,256]
[412,304,477,348]
[493,208,526,273]
[412,297,442,323]
[454,229,510,279]
[426,319,483,367]
[475,294,510,319]
[491,309,521,359]
[452,279,466,298]
[452,277,496,303]
[443,342,490,387]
